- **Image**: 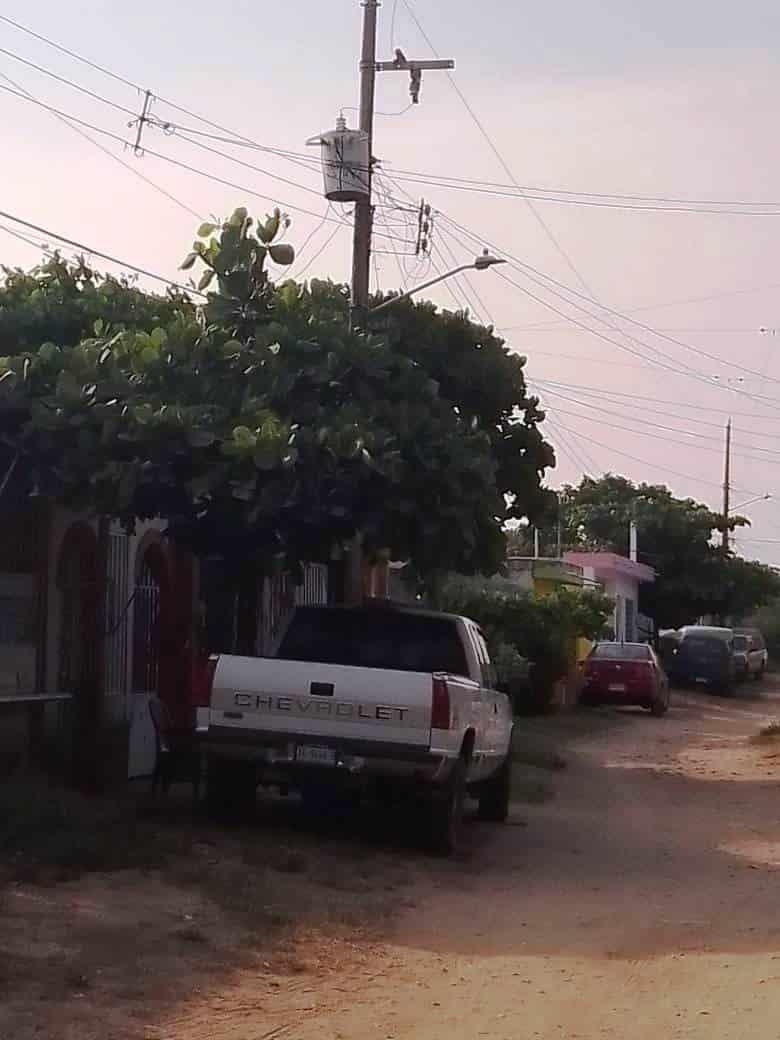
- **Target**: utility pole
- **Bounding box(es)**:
[350,0,379,329]
[722,418,732,553]
[349,1,454,328]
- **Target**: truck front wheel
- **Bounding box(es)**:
[428,759,466,856]
[477,754,512,822]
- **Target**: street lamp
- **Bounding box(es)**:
[369,250,506,315]
[733,493,772,511]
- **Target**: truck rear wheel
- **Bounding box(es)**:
[477,755,512,822]
[428,759,466,856]
[206,757,257,821]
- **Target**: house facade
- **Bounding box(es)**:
[563,551,656,642]
[0,491,332,786]
[506,556,586,595]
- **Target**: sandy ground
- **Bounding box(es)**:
[6,682,780,1039]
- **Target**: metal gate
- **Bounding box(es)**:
[260,564,328,653]
[133,558,160,695]
[128,556,161,779]
[104,530,129,720]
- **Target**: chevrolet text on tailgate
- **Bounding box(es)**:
[197,604,514,854]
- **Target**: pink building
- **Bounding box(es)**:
[563,552,655,642]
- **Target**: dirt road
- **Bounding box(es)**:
[232,684,780,1040]
[7,685,780,1039]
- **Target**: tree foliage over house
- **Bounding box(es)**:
[558,474,780,627]
[0,208,555,578]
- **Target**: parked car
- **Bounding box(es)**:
[657,629,681,672]
[195,604,514,855]
[580,642,670,715]
[670,625,736,694]
[733,628,768,681]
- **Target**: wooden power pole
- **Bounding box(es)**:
[722,418,732,553]
[350,0,454,328]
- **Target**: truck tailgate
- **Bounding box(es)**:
[210,655,433,748]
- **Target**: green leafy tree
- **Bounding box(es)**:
[368,293,557,528]
[559,474,780,627]
[0,208,552,580]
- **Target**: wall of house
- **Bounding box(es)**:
[600,571,639,641]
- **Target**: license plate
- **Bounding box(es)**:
[608,683,626,692]
[295,745,337,767]
[695,677,708,684]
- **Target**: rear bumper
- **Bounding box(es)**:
[583,682,657,704]
[197,724,453,784]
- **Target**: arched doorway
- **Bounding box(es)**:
[57,523,99,789]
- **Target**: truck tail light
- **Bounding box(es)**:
[431,676,451,730]
[193,655,218,707]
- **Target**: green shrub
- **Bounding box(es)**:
[440,574,612,712]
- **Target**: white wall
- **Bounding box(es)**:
[600,572,640,641]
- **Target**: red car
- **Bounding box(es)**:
[580,642,670,716]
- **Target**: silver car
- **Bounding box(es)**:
[733,629,768,681]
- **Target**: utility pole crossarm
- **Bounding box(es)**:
[375,59,455,71]
[375,50,455,105]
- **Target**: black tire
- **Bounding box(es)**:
[205,757,257,821]
[477,755,511,822]
[650,697,668,717]
[428,759,466,856]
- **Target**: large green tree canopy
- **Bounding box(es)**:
[0,208,555,577]
[559,474,780,627]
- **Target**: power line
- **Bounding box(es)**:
[382,169,780,212]
[290,222,344,280]
[545,402,759,463]
[429,243,470,313]
[0,222,51,252]
[431,227,489,325]
[372,191,410,293]
[552,419,758,495]
[435,219,495,325]
[286,206,334,279]
[510,326,773,335]
[9,12,780,220]
[170,129,324,199]
[0,43,137,116]
[527,378,780,422]
[500,283,780,331]
[0,13,140,91]
[0,83,346,226]
[374,171,780,215]
[493,265,750,401]
[399,0,596,299]
[535,385,780,464]
[0,71,203,221]
[437,210,780,413]
[544,417,597,476]
[440,210,780,390]
[533,378,780,435]
[0,208,206,297]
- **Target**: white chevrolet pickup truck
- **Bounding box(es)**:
[197,604,514,853]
